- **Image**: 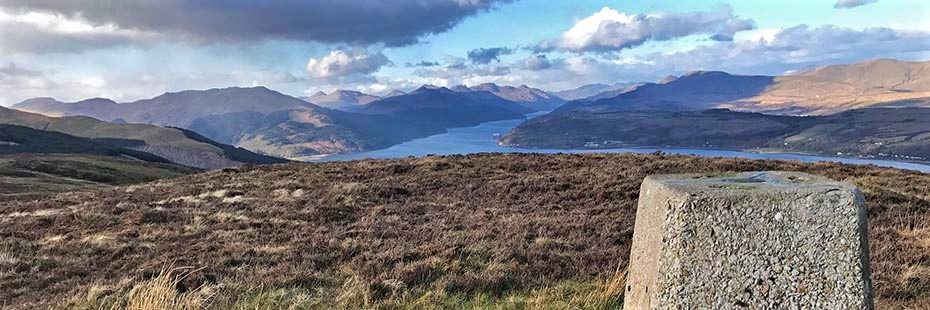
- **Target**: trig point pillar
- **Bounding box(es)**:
[624,171,873,309]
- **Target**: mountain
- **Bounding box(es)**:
[581,83,644,101]
[189,108,441,158]
[461,83,565,111]
[502,107,930,162]
[13,87,317,128]
[359,86,532,129]
[552,82,641,101]
[303,90,381,110]
[384,90,406,97]
[723,59,930,114]
[13,97,119,118]
[558,59,930,115]
[555,71,775,113]
[0,105,286,169]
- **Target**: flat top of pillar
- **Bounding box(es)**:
[644,171,856,195]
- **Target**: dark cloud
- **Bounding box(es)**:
[834,0,879,9]
[518,55,553,71]
[0,0,514,48]
[536,5,755,53]
[467,47,514,64]
[0,18,152,54]
[405,61,442,68]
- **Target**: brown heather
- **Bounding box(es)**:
[0,153,928,309]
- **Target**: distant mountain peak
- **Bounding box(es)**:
[413,85,452,93]
[76,97,117,105]
[385,90,406,97]
[310,91,327,97]
[659,75,678,84]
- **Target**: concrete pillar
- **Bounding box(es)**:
[624,171,872,310]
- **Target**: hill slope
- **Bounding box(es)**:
[0,124,199,200]
[0,153,927,309]
[0,153,198,201]
[0,106,285,169]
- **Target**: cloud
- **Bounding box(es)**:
[405,61,441,68]
[536,5,755,53]
[409,24,930,92]
[518,55,553,71]
[466,47,514,64]
[0,8,155,54]
[306,50,391,79]
[834,0,879,9]
[0,0,514,50]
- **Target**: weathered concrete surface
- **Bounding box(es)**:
[624,171,872,310]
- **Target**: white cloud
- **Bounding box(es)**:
[537,5,755,53]
[306,50,391,78]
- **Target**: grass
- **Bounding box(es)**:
[0,153,198,201]
[0,153,928,309]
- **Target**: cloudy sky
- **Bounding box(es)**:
[1,0,928,105]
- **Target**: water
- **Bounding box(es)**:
[313,112,930,173]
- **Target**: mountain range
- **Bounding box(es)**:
[552,82,642,101]
[13,84,550,158]
[504,59,930,162]
[301,90,382,110]
[451,83,565,111]
[11,58,930,162]
[555,59,930,115]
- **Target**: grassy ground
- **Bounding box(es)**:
[0,154,198,201]
[0,153,928,309]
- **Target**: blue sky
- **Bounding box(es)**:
[0,0,928,105]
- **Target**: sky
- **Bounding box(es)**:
[0,0,928,106]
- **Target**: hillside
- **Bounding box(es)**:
[0,153,927,309]
[0,124,170,163]
[502,107,930,162]
[0,106,284,169]
[558,59,930,116]
[0,153,197,201]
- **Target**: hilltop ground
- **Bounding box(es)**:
[1,153,929,309]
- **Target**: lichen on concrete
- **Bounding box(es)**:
[624,171,873,309]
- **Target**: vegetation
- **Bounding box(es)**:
[1,153,928,309]
[0,124,172,163]
[0,154,198,201]
[0,106,283,169]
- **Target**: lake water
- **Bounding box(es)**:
[314,112,930,173]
